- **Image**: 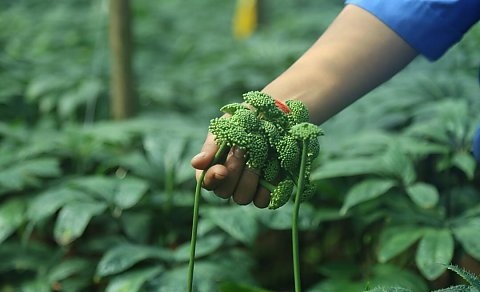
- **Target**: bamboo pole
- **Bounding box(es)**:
[109,0,136,120]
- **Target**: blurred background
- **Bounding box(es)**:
[0,0,479,291]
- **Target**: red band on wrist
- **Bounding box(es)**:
[274,99,290,114]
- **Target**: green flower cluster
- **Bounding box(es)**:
[209,91,323,209]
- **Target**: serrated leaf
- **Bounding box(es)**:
[311,157,384,180]
[204,206,258,245]
[406,183,439,209]
[415,229,454,280]
[105,266,163,292]
[0,199,25,243]
[378,226,425,263]
[340,179,396,214]
[96,244,172,277]
[114,177,148,209]
[54,201,107,245]
[453,218,480,261]
[452,152,476,180]
[446,265,480,290]
[432,285,476,292]
[27,188,88,222]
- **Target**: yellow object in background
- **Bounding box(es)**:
[233,0,258,39]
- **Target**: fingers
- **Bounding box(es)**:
[232,167,260,205]
[253,186,271,208]
[201,164,228,191]
[192,129,273,208]
[214,147,247,198]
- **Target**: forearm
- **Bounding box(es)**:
[262,4,418,125]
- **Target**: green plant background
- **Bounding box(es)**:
[0,0,479,291]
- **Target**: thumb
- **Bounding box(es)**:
[191,133,219,170]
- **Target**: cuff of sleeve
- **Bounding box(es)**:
[345,0,480,61]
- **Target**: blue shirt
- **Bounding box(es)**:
[345,0,480,61]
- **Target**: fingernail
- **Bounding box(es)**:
[233,147,245,159]
[192,152,205,161]
[215,171,227,180]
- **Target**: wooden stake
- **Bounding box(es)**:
[109,0,136,120]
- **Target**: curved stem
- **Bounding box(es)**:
[187,142,228,292]
[292,141,307,292]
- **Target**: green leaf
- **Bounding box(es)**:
[0,199,25,243]
[114,177,148,209]
[380,144,416,185]
[308,278,365,292]
[453,218,480,260]
[58,78,102,118]
[0,158,61,192]
[432,285,476,292]
[255,203,319,230]
[311,157,384,180]
[19,278,51,292]
[105,266,163,292]
[406,183,439,209]
[446,265,480,290]
[54,201,108,245]
[48,258,92,283]
[70,176,116,202]
[0,242,52,272]
[154,250,255,292]
[340,179,396,215]
[365,288,414,292]
[69,176,148,209]
[415,229,454,280]
[96,244,172,277]
[218,282,272,292]
[27,188,88,222]
[120,212,152,243]
[204,206,259,245]
[369,263,428,291]
[452,152,476,180]
[378,226,425,263]
[398,136,448,156]
[173,234,225,262]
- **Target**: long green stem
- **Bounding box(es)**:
[292,141,307,292]
[187,142,228,292]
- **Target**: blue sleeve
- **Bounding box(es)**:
[474,124,480,162]
[345,0,480,61]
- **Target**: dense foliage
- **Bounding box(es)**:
[0,0,479,291]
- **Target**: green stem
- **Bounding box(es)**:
[259,178,275,192]
[187,142,228,292]
[292,141,307,292]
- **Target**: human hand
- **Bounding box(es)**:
[190,131,271,208]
